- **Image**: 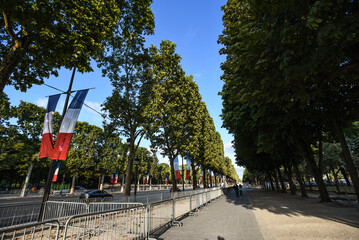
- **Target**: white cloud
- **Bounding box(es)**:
[84,101,103,114]
[224,142,234,153]
[35,98,48,108]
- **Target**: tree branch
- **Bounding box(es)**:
[3,11,18,43]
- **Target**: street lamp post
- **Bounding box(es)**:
[134,158,140,202]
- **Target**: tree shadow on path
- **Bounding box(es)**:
[224,187,359,229]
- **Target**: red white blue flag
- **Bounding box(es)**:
[174,156,181,179]
[39,94,61,158]
[186,155,191,179]
[111,174,114,183]
[52,90,88,160]
[52,162,61,182]
[147,173,150,184]
[115,170,119,184]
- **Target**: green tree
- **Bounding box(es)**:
[0,0,154,93]
[99,2,154,199]
[66,121,103,190]
[145,41,204,191]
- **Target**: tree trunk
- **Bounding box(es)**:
[308,177,313,191]
[20,163,33,197]
[192,163,198,190]
[124,143,136,201]
[325,173,332,186]
[297,139,330,202]
[70,174,76,195]
[332,119,359,201]
[267,172,275,191]
[340,167,351,187]
[203,167,207,188]
[284,164,296,195]
[214,173,217,187]
[99,174,104,190]
[292,161,308,198]
[0,35,31,93]
[277,167,287,193]
[273,170,280,192]
[331,167,340,193]
[318,128,323,172]
[121,174,125,192]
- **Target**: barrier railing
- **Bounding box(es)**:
[0,219,60,240]
[43,201,143,222]
[0,203,41,228]
[0,188,225,239]
[61,205,148,240]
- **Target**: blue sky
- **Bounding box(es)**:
[4,0,244,179]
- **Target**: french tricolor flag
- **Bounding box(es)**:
[52,162,61,182]
[146,173,150,184]
[39,94,61,158]
[52,90,88,160]
[186,156,191,179]
[174,156,181,179]
[114,170,119,184]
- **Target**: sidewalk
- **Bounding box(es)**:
[156,187,359,240]
[156,188,264,240]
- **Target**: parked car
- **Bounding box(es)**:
[79,190,113,200]
[169,187,181,192]
[75,186,87,191]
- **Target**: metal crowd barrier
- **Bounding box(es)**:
[0,203,41,228]
[61,205,148,240]
[0,188,224,239]
[0,219,60,240]
[42,201,142,222]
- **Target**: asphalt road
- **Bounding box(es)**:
[0,188,193,206]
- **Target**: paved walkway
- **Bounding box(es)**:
[156,188,264,240]
[156,187,359,240]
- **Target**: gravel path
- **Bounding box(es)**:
[248,188,359,240]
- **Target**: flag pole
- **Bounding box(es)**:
[38,68,76,222]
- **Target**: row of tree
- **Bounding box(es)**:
[0,0,239,197]
[219,0,359,202]
[0,96,238,191]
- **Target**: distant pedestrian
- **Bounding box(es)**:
[233,183,239,197]
[239,184,243,197]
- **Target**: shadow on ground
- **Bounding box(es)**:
[224,187,359,229]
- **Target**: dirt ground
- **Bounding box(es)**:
[248,189,359,240]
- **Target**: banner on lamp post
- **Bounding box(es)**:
[174,156,181,179]
[39,94,61,158]
[52,90,89,161]
[186,155,191,179]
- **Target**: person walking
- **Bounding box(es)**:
[233,183,239,197]
[239,184,243,197]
